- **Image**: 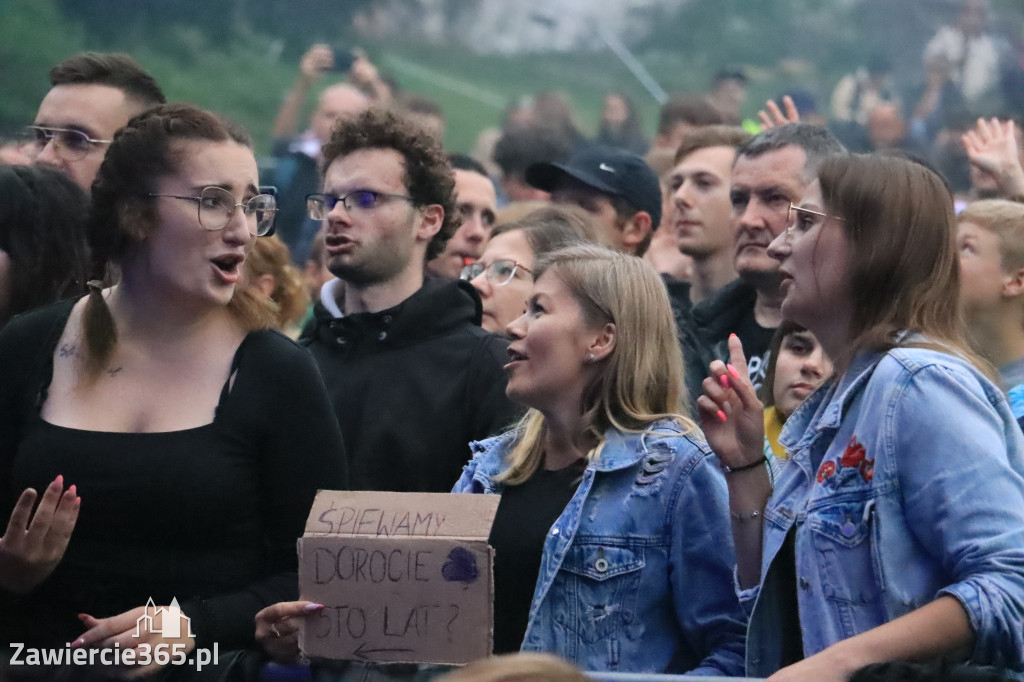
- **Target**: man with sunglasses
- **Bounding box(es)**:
[28,52,165,192]
[302,108,519,500]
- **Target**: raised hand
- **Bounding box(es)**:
[697,334,766,469]
[962,118,1024,198]
[758,95,801,130]
[0,475,80,593]
[298,44,334,85]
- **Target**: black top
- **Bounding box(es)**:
[690,278,777,393]
[777,530,804,667]
[0,299,348,650]
[304,279,523,493]
[487,459,586,654]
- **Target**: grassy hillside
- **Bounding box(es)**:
[1,0,810,156]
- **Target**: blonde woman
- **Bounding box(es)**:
[244,233,310,338]
[453,245,745,674]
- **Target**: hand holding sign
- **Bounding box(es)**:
[255,601,324,663]
[298,491,499,665]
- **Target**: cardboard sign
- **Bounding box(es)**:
[298,490,500,665]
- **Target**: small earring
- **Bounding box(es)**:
[586,353,595,362]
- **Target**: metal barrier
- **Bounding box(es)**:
[259,663,762,681]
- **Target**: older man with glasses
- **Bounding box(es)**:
[27,52,165,192]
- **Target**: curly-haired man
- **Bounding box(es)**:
[303,108,520,493]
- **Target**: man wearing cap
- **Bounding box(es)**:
[525,145,662,256]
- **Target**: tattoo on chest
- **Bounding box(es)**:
[106,367,123,377]
[58,343,80,358]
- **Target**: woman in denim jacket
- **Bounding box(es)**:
[700,154,1024,680]
[453,245,747,674]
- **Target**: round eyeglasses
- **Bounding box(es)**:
[460,259,532,287]
[150,186,277,236]
[21,125,112,161]
[306,190,414,220]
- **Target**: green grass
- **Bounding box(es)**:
[1,1,842,155]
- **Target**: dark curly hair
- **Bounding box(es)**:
[322,108,458,261]
[83,102,272,378]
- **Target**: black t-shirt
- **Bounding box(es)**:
[0,299,348,649]
[720,310,777,393]
[487,459,586,654]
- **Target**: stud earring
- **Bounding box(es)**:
[586,353,595,362]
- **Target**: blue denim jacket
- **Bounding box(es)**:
[452,420,747,675]
[743,345,1024,677]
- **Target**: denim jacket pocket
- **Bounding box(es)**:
[553,543,646,644]
[808,499,882,606]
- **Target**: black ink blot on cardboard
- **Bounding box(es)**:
[441,547,478,584]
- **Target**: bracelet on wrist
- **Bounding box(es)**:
[721,455,768,474]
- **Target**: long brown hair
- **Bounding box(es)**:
[83,103,275,378]
[818,154,979,368]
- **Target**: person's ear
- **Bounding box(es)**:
[415,204,444,242]
[256,273,277,298]
[586,322,617,363]
[620,211,652,255]
[1002,266,1024,298]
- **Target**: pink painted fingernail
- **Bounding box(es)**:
[304,603,325,612]
[719,374,730,388]
[70,638,85,648]
[727,364,741,380]
[716,410,727,423]
[55,475,64,486]
[68,485,77,496]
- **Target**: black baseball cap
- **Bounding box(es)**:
[525,145,662,229]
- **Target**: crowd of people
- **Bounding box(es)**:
[2,0,1024,680]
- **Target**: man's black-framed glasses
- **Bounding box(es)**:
[306,190,414,220]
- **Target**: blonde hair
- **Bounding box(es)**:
[244,234,310,329]
[958,199,1024,271]
[436,653,587,682]
[499,244,694,485]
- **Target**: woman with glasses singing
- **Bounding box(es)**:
[460,205,597,335]
[0,104,347,676]
[453,244,746,674]
[700,154,1024,679]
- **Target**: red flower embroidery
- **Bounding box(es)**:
[841,436,867,468]
[860,459,875,482]
[817,460,836,482]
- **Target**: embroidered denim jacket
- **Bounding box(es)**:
[452,420,747,675]
[743,345,1024,677]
